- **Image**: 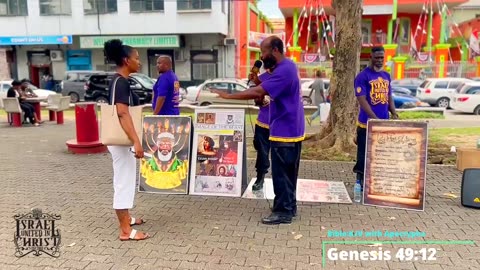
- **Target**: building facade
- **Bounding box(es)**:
[233,0,275,78]
[452,0,480,23]
[279,0,468,66]
[0,0,233,87]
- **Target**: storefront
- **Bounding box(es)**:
[79,35,181,77]
[0,35,73,87]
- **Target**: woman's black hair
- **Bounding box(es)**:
[103,39,134,66]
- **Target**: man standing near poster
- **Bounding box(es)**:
[353,46,398,187]
[153,55,180,115]
[212,36,304,225]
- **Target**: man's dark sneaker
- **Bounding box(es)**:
[252,176,265,191]
[261,213,292,225]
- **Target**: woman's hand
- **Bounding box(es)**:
[133,142,144,159]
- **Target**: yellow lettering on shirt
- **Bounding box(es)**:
[174,81,180,93]
[369,77,389,105]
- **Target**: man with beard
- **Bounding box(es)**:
[141,132,187,189]
[353,46,398,189]
[211,36,304,225]
[153,55,180,115]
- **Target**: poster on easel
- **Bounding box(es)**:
[189,109,245,197]
[363,120,428,211]
[138,115,192,194]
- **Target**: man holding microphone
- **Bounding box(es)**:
[212,36,304,224]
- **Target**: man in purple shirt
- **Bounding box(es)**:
[353,46,398,187]
[250,70,272,191]
[212,36,304,225]
[153,55,180,115]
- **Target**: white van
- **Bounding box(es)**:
[416,78,471,108]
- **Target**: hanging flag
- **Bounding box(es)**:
[411,33,418,54]
[469,29,479,58]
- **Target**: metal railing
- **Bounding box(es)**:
[403,61,477,79]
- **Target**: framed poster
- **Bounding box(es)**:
[189,109,245,197]
[138,115,192,194]
[363,120,428,211]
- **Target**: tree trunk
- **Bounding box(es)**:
[309,0,363,155]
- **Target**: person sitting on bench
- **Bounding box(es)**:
[7,80,40,127]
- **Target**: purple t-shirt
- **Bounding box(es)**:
[260,58,305,142]
[256,71,272,128]
[153,70,180,115]
[354,67,392,127]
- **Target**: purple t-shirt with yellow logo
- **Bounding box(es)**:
[153,70,180,115]
[261,58,305,142]
[256,71,272,129]
[354,67,392,127]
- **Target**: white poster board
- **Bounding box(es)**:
[189,109,245,197]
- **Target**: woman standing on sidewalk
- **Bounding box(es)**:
[104,39,149,241]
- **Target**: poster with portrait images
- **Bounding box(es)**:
[363,120,428,211]
[189,109,245,197]
[138,116,192,194]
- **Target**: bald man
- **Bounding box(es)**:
[212,36,305,225]
[153,55,180,115]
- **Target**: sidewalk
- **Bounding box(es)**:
[0,120,479,270]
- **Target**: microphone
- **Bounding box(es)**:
[247,60,263,86]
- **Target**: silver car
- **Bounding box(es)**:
[61,71,100,103]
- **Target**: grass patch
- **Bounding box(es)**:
[398,111,444,119]
[427,127,480,165]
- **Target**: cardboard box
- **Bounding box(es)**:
[457,148,480,171]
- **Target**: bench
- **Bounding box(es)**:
[2,98,23,127]
[45,96,70,124]
[47,94,62,121]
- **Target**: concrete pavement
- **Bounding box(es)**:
[0,119,479,270]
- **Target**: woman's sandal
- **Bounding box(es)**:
[120,229,150,241]
[130,217,146,226]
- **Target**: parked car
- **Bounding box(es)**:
[84,73,153,104]
[416,78,471,108]
[392,86,413,96]
[455,81,480,95]
[300,79,330,105]
[23,83,57,99]
[451,89,480,114]
[194,78,255,106]
[391,78,424,96]
[392,92,422,109]
[61,70,99,103]
[0,80,13,108]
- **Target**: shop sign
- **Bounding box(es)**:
[80,35,179,48]
[0,35,72,46]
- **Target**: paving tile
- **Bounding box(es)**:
[0,122,479,270]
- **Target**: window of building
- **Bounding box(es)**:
[177,0,211,11]
[130,0,164,12]
[0,0,28,16]
[191,50,217,81]
[361,20,372,44]
[39,0,71,15]
[83,0,117,14]
[398,18,410,44]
